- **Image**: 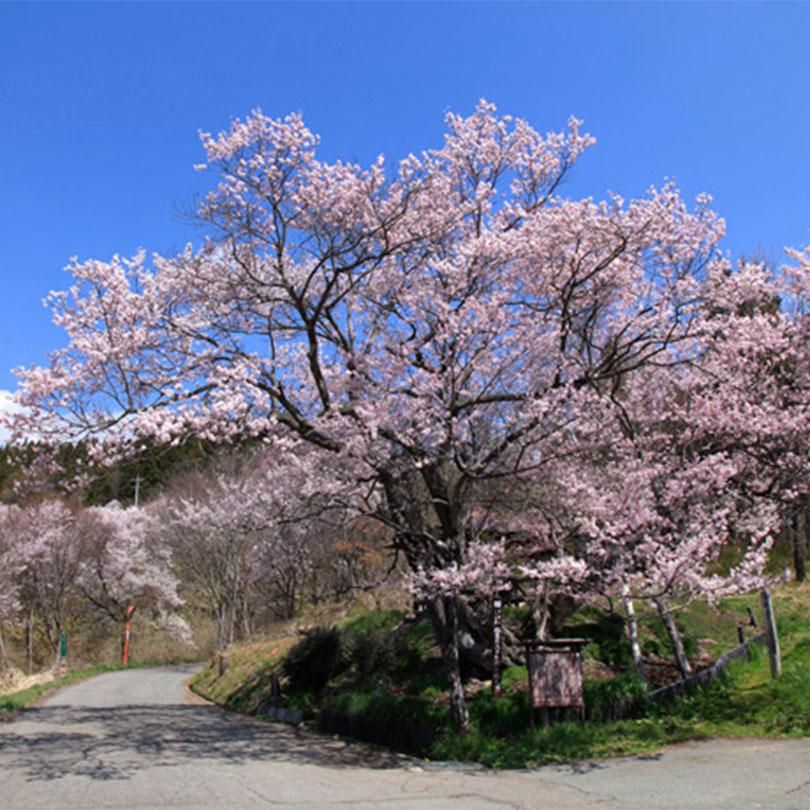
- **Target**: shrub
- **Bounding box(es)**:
[584,672,648,721]
[345,627,397,681]
[469,689,530,737]
[564,611,633,667]
[282,626,348,692]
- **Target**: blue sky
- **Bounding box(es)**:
[1,1,809,412]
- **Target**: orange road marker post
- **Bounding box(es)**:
[122,605,135,667]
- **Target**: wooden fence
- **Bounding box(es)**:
[647,631,767,705]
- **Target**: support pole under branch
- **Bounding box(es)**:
[760,587,781,679]
[492,595,503,697]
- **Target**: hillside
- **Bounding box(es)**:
[189,581,810,768]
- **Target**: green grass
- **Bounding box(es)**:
[324,687,448,738]
[189,636,296,713]
[189,583,810,768]
[338,608,405,635]
[430,584,810,768]
[430,716,699,769]
[428,649,809,768]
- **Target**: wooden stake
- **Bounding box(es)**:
[624,592,646,684]
[653,596,692,678]
[760,588,781,679]
[492,595,503,697]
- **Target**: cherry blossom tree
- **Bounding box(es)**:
[6,501,88,669]
[161,448,361,646]
[0,505,25,672]
[516,368,777,677]
[695,252,810,567]
[160,460,271,649]
[0,507,22,621]
[8,101,771,732]
[0,500,187,670]
[79,502,190,655]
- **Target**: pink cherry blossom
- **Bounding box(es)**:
[7,101,804,732]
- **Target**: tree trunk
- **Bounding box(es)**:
[793,505,806,583]
[216,602,228,650]
[455,599,514,675]
[425,597,470,735]
[624,597,646,684]
[0,622,10,675]
[26,607,34,675]
[442,596,470,736]
[653,596,691,678]
[41,608,62,671]
[531,583,551,641]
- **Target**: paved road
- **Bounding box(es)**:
[0,665,808,810]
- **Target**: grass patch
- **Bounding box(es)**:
[189,635,297,714]
[188,583,810,768]
[430,716,699,769]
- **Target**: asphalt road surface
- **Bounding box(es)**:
[0,665,808,810]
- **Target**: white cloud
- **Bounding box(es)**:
[0,390,24,445]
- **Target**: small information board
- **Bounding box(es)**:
[525,638,590,727]
[59,633,68,677]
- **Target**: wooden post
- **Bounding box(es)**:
[624,591,646,684]
[653,596,692,678]
[760,588,782,679]
[492,595,503,697]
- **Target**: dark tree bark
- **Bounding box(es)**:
[793,505,806,582]
[441,596,470,736]
[0,623,10,675]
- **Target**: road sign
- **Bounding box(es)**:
[59,633,68,677]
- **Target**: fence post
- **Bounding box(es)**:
[760,587,781,679]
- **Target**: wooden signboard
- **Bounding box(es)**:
[525,638,590,727]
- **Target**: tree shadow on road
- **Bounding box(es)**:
[0,702,412,782]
